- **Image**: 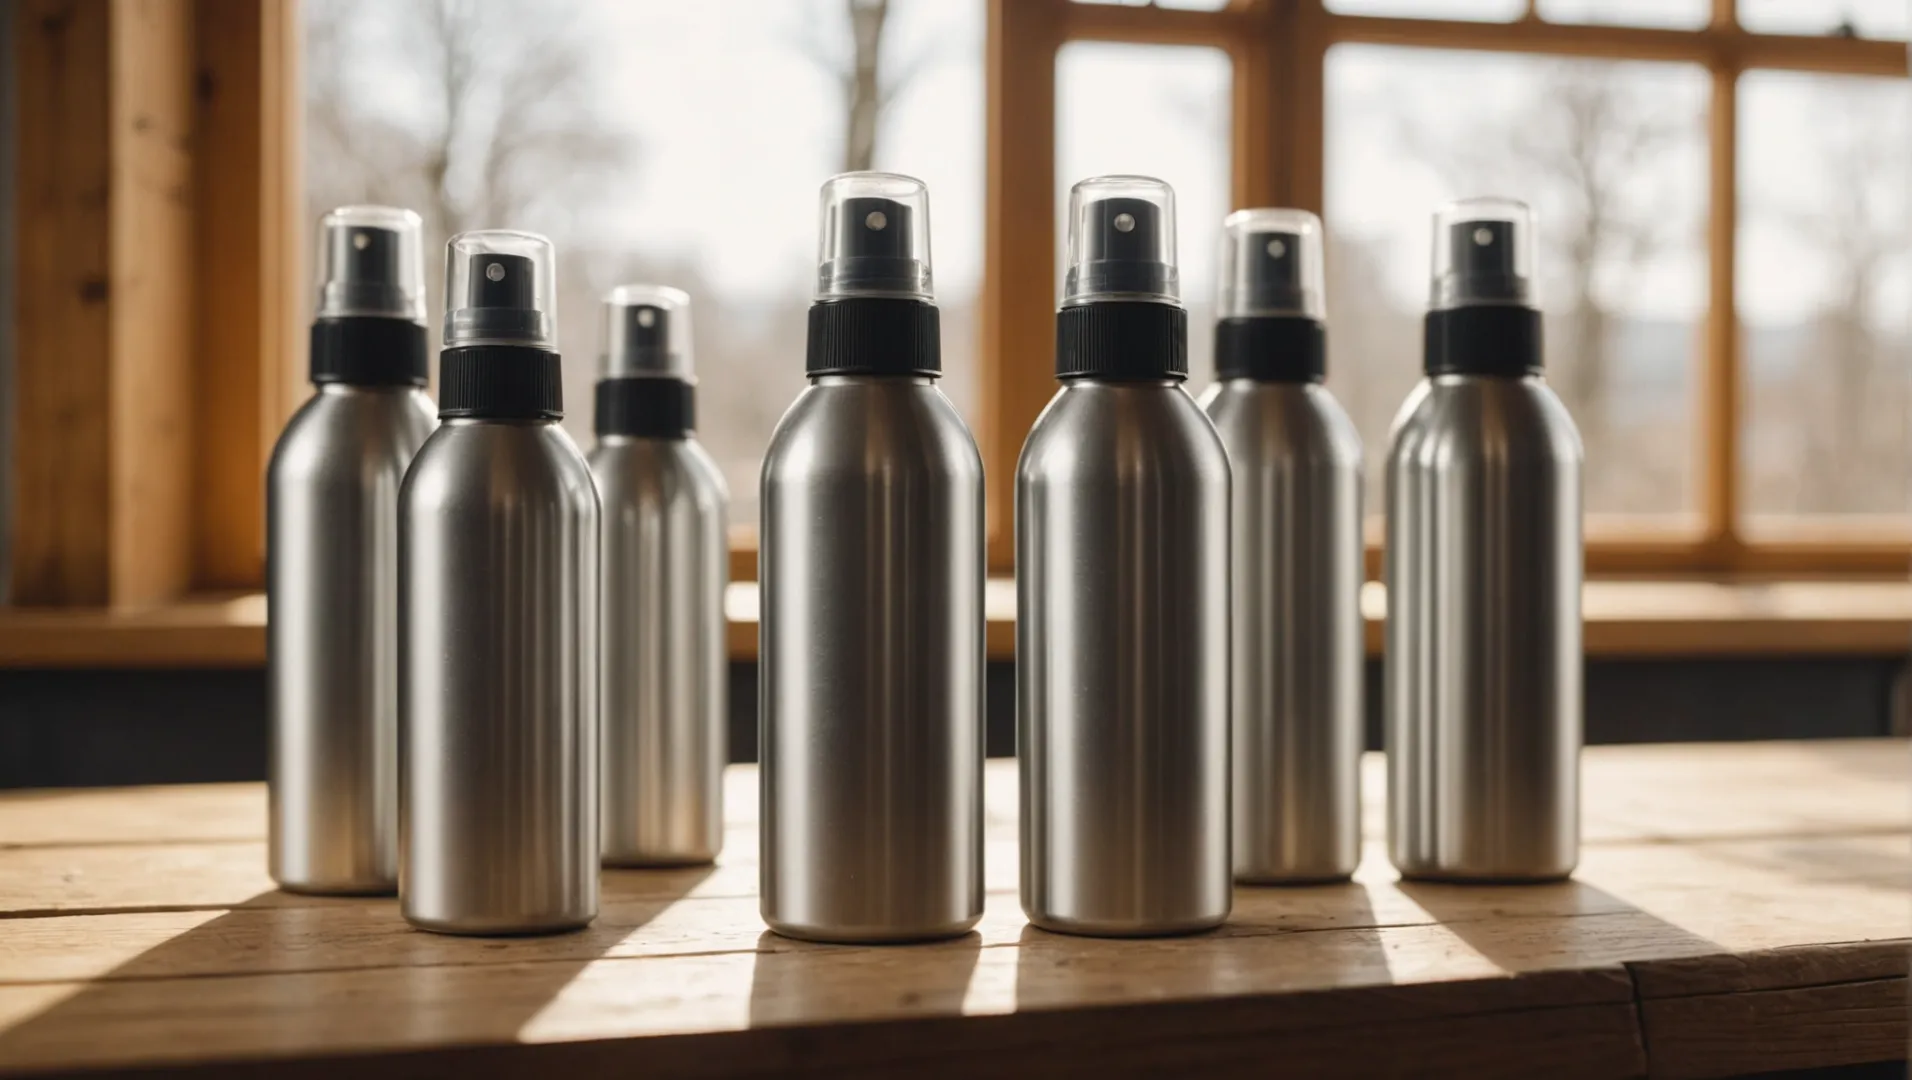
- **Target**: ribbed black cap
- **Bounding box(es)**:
[438,345,563,420]
[1214,316,1324,383]
[806,297,941,376]
[1056,301,1186,380]
[309,317,428,386]
[595,376,694,438]
[1424,306,1542,377]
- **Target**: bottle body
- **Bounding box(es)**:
[1199,379,1363,884]
[1385,374,1583,881]
[590,434,729,866]
[400,419,601,933]
[1018,380,1231,936]
[267,385,436,894]
[759,375,984,942]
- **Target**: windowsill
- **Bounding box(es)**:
[0,578,1907,669]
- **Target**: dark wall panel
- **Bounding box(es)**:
[0,657,1900,788]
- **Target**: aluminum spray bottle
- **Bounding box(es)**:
[1386,197,1583,881]
[759,172,984,943]
[268,207,436,894]
[1198,209,1362,884]
[1018,176,1232,936]
[590,286,728,867]
[399,231,601,934]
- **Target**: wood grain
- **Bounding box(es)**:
[0,742,1903,1077]
[11,0,195,607]
[13,0,115,605]
[108,0,196,608]
[193,0,285,589]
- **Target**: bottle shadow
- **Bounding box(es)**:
[0,865,718,1073]
[1393,877,1724,979]
[745,929,985,1031]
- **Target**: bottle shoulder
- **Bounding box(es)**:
[404,421,599,513]
[1202,380,1362,467]
[763,379,981,483]
[589,436,731,510]
[1019,381,1228,483]
[1386,376,1584,469]
[269,387,436,482]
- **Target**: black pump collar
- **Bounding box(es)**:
[1056,300,1187,380]
[1213,316,1324,383]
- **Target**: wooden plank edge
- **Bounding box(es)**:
[1639,975,1907,1079]
[0,968,1643,1080]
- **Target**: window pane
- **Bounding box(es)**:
[1325,0,1524,22]
[1326,46,1709,518]
[1538,0,1709,30]
[1738,71,1910,524]
[1739,0,1908,39]
[1057,42,1232,396]
[302,0,984,530]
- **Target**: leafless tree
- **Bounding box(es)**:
[305,0,639,439]
[1777,81,1909,514]
[796,0,948,173]
[1399,62,1697,512]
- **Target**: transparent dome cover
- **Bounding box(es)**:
[601,284,692,378]
[815,172,933,301]
[1218,208,1325,320]
[443,230,558,349]
[1063,175,1179,307]
[1430,197,1536,310]
[315,206,426,324]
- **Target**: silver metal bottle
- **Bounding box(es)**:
[269,207,435,895]
[1386,198,1584,881]
[589,286,728,867]
[1197,210,1362,884]
[400,231,601,934]
[759,173,984,942]
[1019,176,1231,936]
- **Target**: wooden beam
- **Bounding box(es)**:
[981,0,1062,573]
[13,0,196,607]
[14,0,113,605]
[1062,2,1245,48]
[1228,1,1277,210]
[1274,0,1326,214]
[1322,13,1907,76]
[1700,63,1740,560]
[192,0,300,589]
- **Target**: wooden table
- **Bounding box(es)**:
[0,740,1904,1078]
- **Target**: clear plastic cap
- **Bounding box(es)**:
[601,285,692,378]
[443,230,558,349]
[1430,197,1537,310]
[315,206,426,324]
[815,172,934,301]
[1063,175,1179,307]
[1218,208,1325,321]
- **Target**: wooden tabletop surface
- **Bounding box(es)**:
[0,739,1904,1078]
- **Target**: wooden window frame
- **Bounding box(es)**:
[983,0,1911,577]
[10,0,1906,614]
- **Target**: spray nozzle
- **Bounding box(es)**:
[816,172,933,301]
[443,230,557,349]
[1218,208,1325,320]
[1431,197,1536,310]
[1063,175,1179,307]
[602,285,692,379]
[315,206,426,324]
